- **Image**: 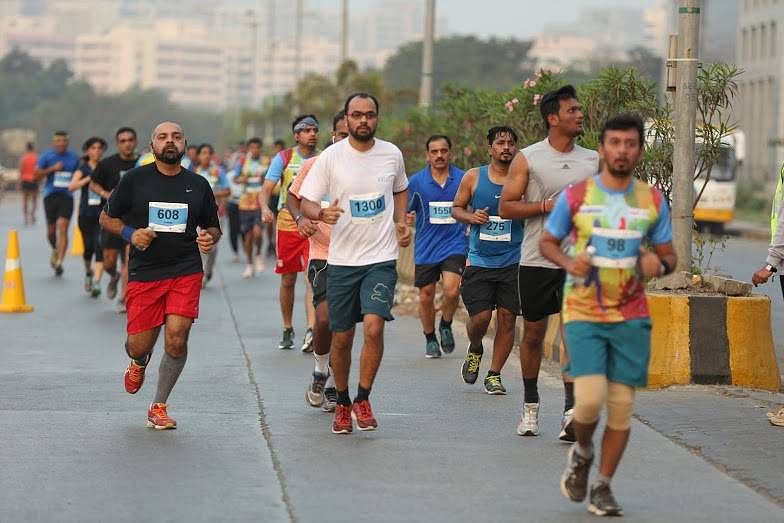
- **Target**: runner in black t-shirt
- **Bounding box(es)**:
[90,127,139,311]
[100,121,221,430]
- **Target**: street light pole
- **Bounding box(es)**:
[418,0,435,108]
[340,0,349,64]
[264,0,276,143]
[672,0,702,271]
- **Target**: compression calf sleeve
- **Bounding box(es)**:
[153,351,188,404]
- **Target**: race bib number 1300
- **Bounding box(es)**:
[349,192,385,224]
[148,202,189,233]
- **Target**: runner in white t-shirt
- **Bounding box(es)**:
[299,92,411,435]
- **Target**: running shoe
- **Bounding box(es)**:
[439,323,455,354]
[242,264,253,279]
[767,406,784,427]
[124,357,148,394]
[84,273,93,293]
[300,328,314,353]
[147,402,177,430]
[278,328,295,350]
[254,255,265,274]
[322,387,337,413]
[351,399,378,431]
[559,408,576,442]
[425,338,441,359]
[517,402,540,435]
[484,373,507,395]
[332,404,353,434]
[461,347,482,384]
[588,482,623,517]
[306,371,328,407]
[91,285,101,299]
[560,444,594,502]
[107,273,120,299]
[54,263,64,277]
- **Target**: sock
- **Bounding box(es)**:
[575,442,594,459]
[523,377,540,403]
[468,342,483,355]
[439,317,452,328]
[355,385,371,403]
[424,331,437,343]
[336,389,351,406]
[564,382,575,412]
[487,370,500,377]
[594,473,611,486]
[314,351,330,375]
[132,356,148,367]
[152,351,188,404]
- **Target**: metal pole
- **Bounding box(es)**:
[672,0,701,272]
[340,0,349,64]
[418,0,435,108]
[264,0,275,143]
[295,0,303,85]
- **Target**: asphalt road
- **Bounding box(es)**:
[0,193,782,521]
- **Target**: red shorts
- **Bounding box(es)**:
[275,229,309,274]
[126,272,202,334]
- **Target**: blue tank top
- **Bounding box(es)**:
[467,165,523,268]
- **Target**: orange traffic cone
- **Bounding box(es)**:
[70,221,84,256]
[0,229,33,313]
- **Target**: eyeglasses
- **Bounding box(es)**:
[348,111,378,121]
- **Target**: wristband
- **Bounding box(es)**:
[294,214,303,224]
[660,258,672,276]
[541,200,546,214]
[121,225,136,242]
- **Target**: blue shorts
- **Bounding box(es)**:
[563,319,652,387]
[327,261,397,332]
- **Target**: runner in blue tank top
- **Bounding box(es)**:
[452,126,522,395]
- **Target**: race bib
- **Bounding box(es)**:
[87,190,102,206]
[429,201,455,224]
[53,171,73,188]
[148,202,189,233]
[479,216,511,242]
[589,228,643,269]
[246,176,262,193]
[349,192,385,224]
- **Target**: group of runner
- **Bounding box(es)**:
[23,85,676,517]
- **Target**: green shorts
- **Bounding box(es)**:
[327,261,397,332]
[563,319,652,387]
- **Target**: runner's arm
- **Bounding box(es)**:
[452,169,486,224]
[499,152,555,219]
[68,169,90,192]
[393,189,409,225]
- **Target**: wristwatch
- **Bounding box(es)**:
[765,264,778,273]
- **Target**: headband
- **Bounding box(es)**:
[294,117,319,132]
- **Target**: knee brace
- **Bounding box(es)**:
[573,375,607,425]
[606,382,635,430]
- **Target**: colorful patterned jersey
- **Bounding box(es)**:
[545,175,672,323]
[267,147,317,231]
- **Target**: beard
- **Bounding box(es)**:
[349,124,376,143]
[608,160,634,178]
[154,145,185,165]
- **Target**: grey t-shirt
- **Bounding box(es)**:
[520,138,599,268]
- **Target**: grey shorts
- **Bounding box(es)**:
[327,261,397,332]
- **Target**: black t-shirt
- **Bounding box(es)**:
[91,153,139,200]
[105,163,220,282]
[78,162,100,218]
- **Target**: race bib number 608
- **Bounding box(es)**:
[148,202,189,233]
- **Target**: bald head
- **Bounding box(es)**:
[150,121,186,165]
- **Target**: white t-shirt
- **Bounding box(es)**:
[299,138,408,266]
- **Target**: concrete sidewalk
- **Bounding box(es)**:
[0,191,782,521]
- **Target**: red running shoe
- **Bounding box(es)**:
[351,399,378,431]
[332,404,353,434]
[147,403,177,430]
[124,358,148,394]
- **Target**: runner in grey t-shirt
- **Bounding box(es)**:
[499,85,599,441]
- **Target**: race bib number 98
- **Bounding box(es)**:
[349,192,385,224]
[148,202,189,233]
[53,171,73,188]
[589,228,643,269]
[429,201,455,224]
[479,216,512,242]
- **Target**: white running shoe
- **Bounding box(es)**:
[254,255,265,274]
[242,264,253,279]
[559,408,576,442]
[516,402,540,436]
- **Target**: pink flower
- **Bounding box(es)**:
[504,101,515,112]
[533,94,542,105]
[511,98,519,104]
[463,147,473,157]
[523,78,537,88]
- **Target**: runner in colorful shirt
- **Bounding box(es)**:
[541,114,675,517]
[233,137,269,279]
[194,143,230,287]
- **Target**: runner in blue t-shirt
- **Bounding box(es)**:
[33,130,81,276]
[406,135,467,359]
[452,126,522,395]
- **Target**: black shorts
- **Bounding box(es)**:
[307,259,328,306]
[43,193,74,224]
[21,181,39,192]
[518,266,566,322]
[101,229,126,252]
[240,210,262,235]
[414,254,466,288]
[460,264,520,316]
